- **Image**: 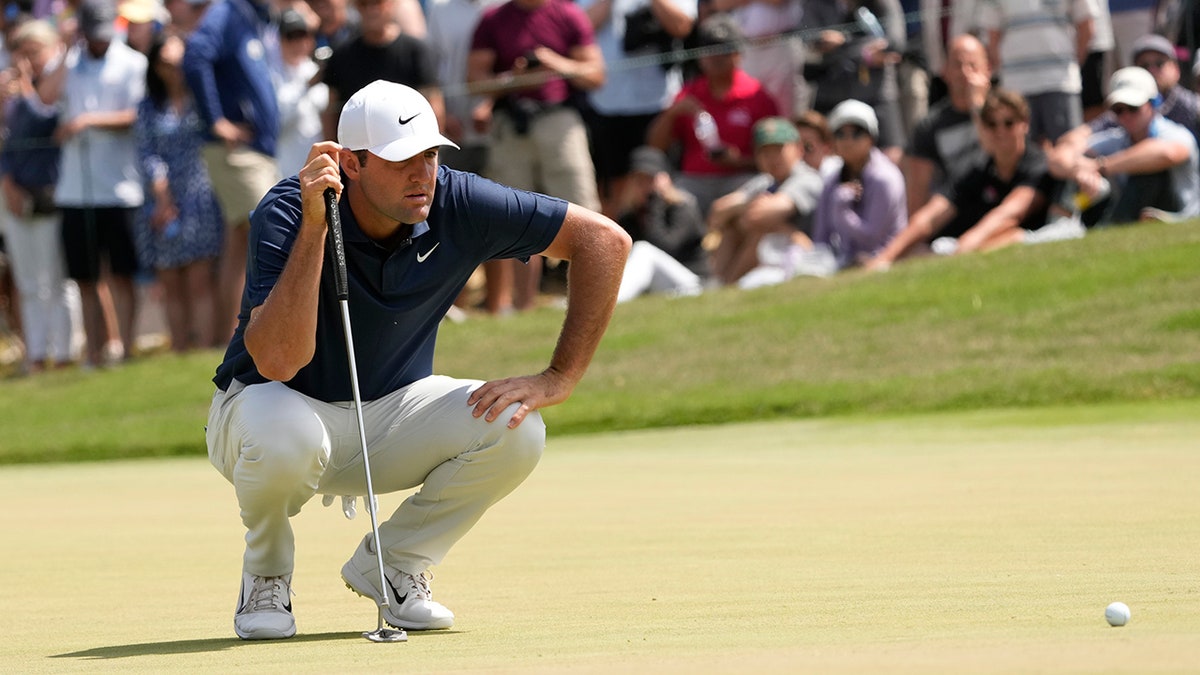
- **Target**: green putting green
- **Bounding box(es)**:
[3,401,1198,673]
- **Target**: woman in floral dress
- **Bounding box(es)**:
[134,33,223,351]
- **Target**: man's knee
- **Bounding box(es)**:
[494,408,546,480]
[239,417,329,486]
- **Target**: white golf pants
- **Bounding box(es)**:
[205,376,545,577]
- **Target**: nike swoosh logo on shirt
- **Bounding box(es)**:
[416,243,439,262]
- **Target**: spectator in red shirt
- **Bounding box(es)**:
[467,0,605,312]
[645,12,778,218]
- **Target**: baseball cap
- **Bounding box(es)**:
[78,0,116,42]
[827,99,878,139]
[338,81,459,162]
[628,145,671,175]
[117,0,161,24]
[695,13,743,49]
[1106,66,1159,108]
[1131,34,1177,61]
[279,8,308,37]
[753,117,799,148]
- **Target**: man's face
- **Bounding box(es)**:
[1112,101,1153,138]
[978,105,1028,157]
[943,39,990,95]
[1133,51,1179,92]
[354,0,395,25]
[698,51,737,79]
[348,148,440,226]
[755,141,800,181]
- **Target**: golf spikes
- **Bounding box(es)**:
[321,494,379,520]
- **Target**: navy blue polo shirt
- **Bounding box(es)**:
[213,165,568,401]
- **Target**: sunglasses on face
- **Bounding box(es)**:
[833,127,868,141]
[1135,57,1169,70]
[1111,104,1142,116]
[982,117,1020,130]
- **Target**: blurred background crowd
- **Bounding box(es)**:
[0,0,1197,376]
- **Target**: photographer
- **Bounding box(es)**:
[467,0,606,312]
[803,0,907,163]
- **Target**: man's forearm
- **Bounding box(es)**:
[245,219,327,382]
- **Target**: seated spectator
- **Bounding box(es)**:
[902,33,991,217]
[645,12,778,218]
[706,117,823,286]
[793,109,840,179]
[1044,66,1200,230]
[866,88,1057,269]
[811,100,907,271]
[613,146,706,302]
[1092,34,1199,147]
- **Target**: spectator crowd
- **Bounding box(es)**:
[0,0,1198,375]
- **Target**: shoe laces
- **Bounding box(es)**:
[399,570,434,601]
[248,575,291,612]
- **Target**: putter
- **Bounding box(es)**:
[324,188,408,644]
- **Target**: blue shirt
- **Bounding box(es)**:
[213,165,568,401]
[182,0,280,157]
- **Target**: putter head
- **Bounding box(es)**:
[364,627,408,643]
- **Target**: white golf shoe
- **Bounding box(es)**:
[341,535,455,630]
[234,572,296,640]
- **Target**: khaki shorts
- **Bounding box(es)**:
[201,143,280,228]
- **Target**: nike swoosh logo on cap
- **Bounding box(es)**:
[399,113,419,125]
[416,243,439,262]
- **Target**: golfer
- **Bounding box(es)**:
[205,80,631,640]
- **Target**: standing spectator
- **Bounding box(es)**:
[182,0,281,343]
[1080,0,1115,121]
[468,0,606,312]
[0,19,81,372]
[427,0,505,175]
[305,0,359,54]
[645,12,777,218]
[712,0,803,118]
[274,8,327,178]
[978,0,1100,144]
[134,33,223,352]
[578,0,696,217]
[867,89,1058,268]
[804,0,908,162]
[321,0,443,142]
[117,0,164,54]
[613,145,707,300]
[812,99,907,271]
[164,0,212,37]
[918,0,987,105]
[706,116,823,286]
[902,33,991,217]
[41,0,146,367]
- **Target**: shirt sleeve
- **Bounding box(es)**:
[182,4,229,129]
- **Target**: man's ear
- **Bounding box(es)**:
[340,147,362,180]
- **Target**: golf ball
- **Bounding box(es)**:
[1105,602,1131,627]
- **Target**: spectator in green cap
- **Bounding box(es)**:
[706,116,824,286]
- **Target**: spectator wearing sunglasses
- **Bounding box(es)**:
[810,99,906,271]
[1086,35,1199,147]
[1043,66,1199,229]
[865,88,1057,269]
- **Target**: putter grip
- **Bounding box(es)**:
[324,188,349,301]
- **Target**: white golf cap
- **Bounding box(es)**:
[1106,67,1159,108]
[828,99,879,139]
[337,80,459,162]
